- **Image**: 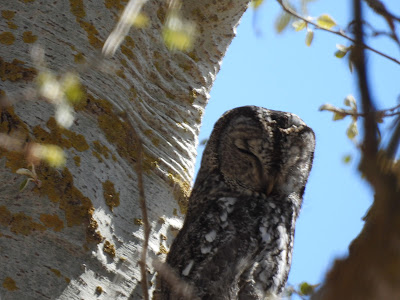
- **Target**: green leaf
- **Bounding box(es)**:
[275,12,291,33]
[305,29,314,46]
[333,112,346,121]
[335,50,347,58]
[335,44,350,59]
[292,20,306,31]
[19,178,31,192]
[319,103,336,112]
[63,73,84,104]
[251,0,264,9]
[16,168,34,177]
[200,138,208,146]
[299,281,315,296]
[343,154,352,164]
[131,13,149,28]
[316,14,336,29]
[163,28,194,51]
[347,121,358,140]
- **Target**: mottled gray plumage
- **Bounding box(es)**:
[161,106,315,300]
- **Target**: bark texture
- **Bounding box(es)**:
[0,0,249,299]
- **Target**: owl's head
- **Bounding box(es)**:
[196,106,315,199]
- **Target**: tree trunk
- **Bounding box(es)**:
[0,0,250,298]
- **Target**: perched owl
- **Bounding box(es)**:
[161,106,315,300]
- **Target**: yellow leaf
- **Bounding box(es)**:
[347,121,358,140]
[344,95,356,108]
[292,20,306,31]
[333,112,346,121]
[163,28,194,51]
[305,29,314,46]
[335,50,347,58]
[299,282,315,296]
[131,13,149,28]
[16,168,34,177]
[163,14,196,51]
[62,73,84,104]
[19,178,31,192]
[32,144,66,168]
[343,154,352,164]
[251,0,264,9]
[317,14,336,29]
[319,103,336,112]
[275,12,291,33]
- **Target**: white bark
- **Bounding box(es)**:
[0,0,249,299]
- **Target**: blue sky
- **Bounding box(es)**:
[195,0,400,294]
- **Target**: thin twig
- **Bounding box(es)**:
[132,130,151,300]
[276,0,400,65]
[320,103,400,119]
[386,116,400,158]
[362,0,400,52]
[363,0,400,23]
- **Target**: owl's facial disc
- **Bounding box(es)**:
[217,107,314,197]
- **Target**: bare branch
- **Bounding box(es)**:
[386,116,400,158]
[311,2,400,299]
[353,0,378,156]
[132,128,151,300]
[276,0,400,65]
[363,0,400,23]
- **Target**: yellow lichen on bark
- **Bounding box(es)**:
[0,57,37,82]
[33,166,102,243]
[69,0,103,49]
[22,31,38,43]
[32,117,89,152]
[1,10,17,29]
[0,32,15,45]
[92,140,111,160]
[1,10,16,20]
[50,268,62,277]
[80,94,160,172]
[73,155,81,166]
[73,52,85,64]
[102,180,120,211]
[40,213,64,232]
[103,240,116,257]
[167,173,190,214]
[0,206,46,236]
[3,277,18,291]
[104,0,128,10]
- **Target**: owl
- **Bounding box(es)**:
[161,106,315,300]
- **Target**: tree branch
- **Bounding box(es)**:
[353,0,378,157]
[132,130,151,300]
[311,1,400,299]
[320,103,400,119]
[276,0,400,65]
